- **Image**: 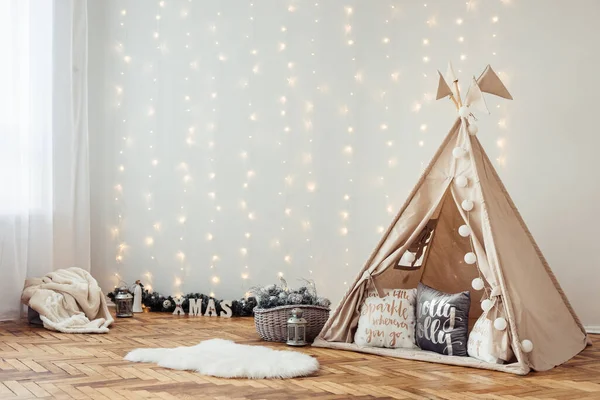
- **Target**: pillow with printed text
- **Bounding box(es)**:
[416,282,470,356]
[354,288,417,349]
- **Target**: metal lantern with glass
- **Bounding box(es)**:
[114,287,134,318]
[286,308,307,346]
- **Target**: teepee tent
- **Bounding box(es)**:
[313,64,589,375]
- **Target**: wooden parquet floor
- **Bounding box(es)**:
[0,312,598,400]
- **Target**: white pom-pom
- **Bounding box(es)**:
[521,339,534,353]
[471,277,484,291]
[468,123,479,136]
[458,106,470,118]
[494,317,507,331]
[461,200,474,211]
[452,147,466,158]
[455,176,468,187]
[464,252,477,264]
[481,299,493,312]
[403,252,416,263]
[458,224,471,237]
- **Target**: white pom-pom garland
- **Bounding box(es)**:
[452,147,466,158]
[458,224,471,237]
[455,176,468,187]
[403,252,416,263]
[494,317,507,331]
[471,277,484,291]
[458,106,470,118]
[468,123,479,136]
[481,299,493,312]
[461,199,474,212]
[464,252,477,264]
[521,339,534,353]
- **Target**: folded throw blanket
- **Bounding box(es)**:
[21,267,113,333]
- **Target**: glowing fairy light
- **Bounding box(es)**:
[105,2,519,303]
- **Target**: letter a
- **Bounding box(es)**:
[204,299,217,317]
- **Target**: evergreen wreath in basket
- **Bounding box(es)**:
[251,278,331,309]
[251,278,331,342]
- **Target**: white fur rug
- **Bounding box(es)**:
[124,339,319,379]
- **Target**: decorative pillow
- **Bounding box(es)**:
[416,283,470,356]
[354,288,417,349]
[468,307,513,364]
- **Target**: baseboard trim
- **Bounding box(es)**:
[585,325,600,334]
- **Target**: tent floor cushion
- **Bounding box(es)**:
[312,338,529,375]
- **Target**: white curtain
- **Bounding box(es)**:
[0,0,89,320]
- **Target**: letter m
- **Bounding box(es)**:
[189,298,201,316]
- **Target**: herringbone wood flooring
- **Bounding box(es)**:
[0,312,598,400]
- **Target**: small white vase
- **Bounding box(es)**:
[132,284,143,313]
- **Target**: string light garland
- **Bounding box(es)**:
[103,1,512,305]
[111,3,128,289]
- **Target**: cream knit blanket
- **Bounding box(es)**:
[21,267,113,333]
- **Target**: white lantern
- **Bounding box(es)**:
[481,298,493,312]
[471,277,484,291]
[455,176,468,187]
[458,224,471,237]
[521,339,534,353]
[468,123,479,136]
[452,147,466,158]
[461,199,474,212]
[287,308,307,346]
[115,288,134,318]
[464,252,477,264]
[494,317,507,331]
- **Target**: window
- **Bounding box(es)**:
[0,0,53,213]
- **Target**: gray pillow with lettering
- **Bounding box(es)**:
[416,282,470,356]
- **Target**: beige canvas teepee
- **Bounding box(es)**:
[313,64,589,375]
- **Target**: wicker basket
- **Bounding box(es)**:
[253,305,330,343]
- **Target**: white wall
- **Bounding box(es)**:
[89,0,600,327]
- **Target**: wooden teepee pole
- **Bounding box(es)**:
[454,81,463,107]
[449,94,460,110]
